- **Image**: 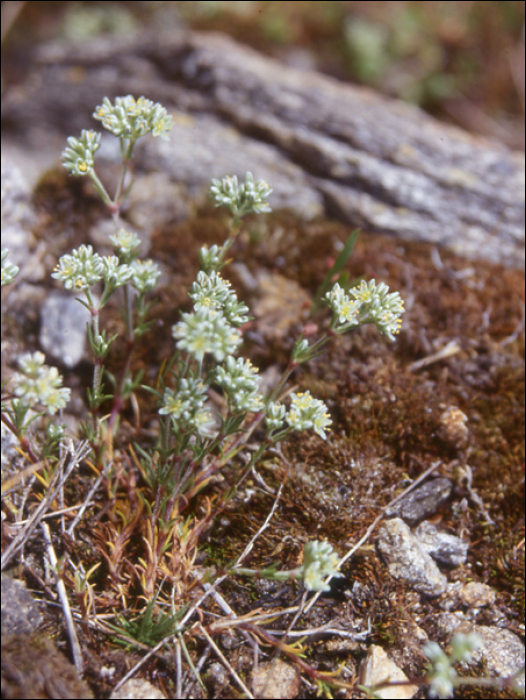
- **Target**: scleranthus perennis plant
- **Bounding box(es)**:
[50,92,405,601]
[6,93,401,650]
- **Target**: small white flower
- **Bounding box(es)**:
[101,257,133,288]
[189,271,249,326]
[173,309,242,363]
[266,401,287,431]
[129,259,161,293]
[215,357,262,413]
[61,130,101,176]
[110,229,142,261]
[350,279,405,340]
[1,249,19,286]
[301,541,342,591]
[93,95,173,141]
[287,392,332,440]
[52,244,104,290]
[210,172,272,218]
[325,283,361,326]
[198,244,222,272]
[11,352,70,415]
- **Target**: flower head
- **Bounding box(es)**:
[1,249,19,286]
[11,352,71,415]
[287,391,332,440]
[265,401,287,432]
[172,308,242,363]
[301,541,342,591]
[101,257,133,288]
[211,172,272,218]
[61,130,101,176]
[93,95,173,141]
[129,259,161,294]
[198,244,222,273]
[189,271,249,326]
[349,279,405,340]
[52,244,104,290]
[110,229,142,262]
[159,377,216,436]
[325,283,361,326]
[215,356,263,413]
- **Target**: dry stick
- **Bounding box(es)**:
[1,440,91,570]
[41,521,84,673]
[174,636,182,699]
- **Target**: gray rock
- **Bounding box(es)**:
[385,478,452,525]
[1,574,42,635]
[39,291,90,368]
[1,157,36,272]
[377,518,448,597]
[414,520,468,567]
[459,625,525,692]
[2,31,523,267]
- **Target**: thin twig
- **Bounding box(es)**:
[41,521,84,673]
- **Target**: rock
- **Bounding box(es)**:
[252,659,301,699]
[2,31,523,267]
[384,478,452,525]
[414,521,468,567]
[110,678,166,699]
[1,633,93,699]
[1,158,36,273]
[457,624,525,692]
[377,518,448,596]
[1,574,42,635]
[360,644,418,699]
[458,581,496,608]
[39,291,90,368]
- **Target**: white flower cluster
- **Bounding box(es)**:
[173,308,242,363]
[129,259,161,294]
[215,357,263,413]
[287,391,332,440]
[52,244,160,295]
[1,249,19,286]
[52,245,129,291]
[109,228,142,262]
[211,172,272,218]
[101,256,134,288]
[11,352,71,415]
[301,540,342,592]
[159,377,214,436]
[265,401,287,431]
[198,244,222,273]
[266,392,332,440]
[52,244,104,290]
[61,129,101,177]
[189,271,249,326]
[326,279,405,341]
[93,95,173,141]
